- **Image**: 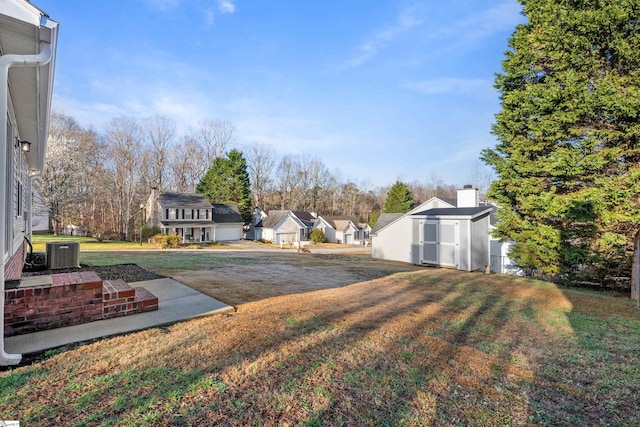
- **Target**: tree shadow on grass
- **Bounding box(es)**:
[7,267,639,425]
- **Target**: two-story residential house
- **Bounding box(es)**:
[146,191,244,242]
[1,0,58,365]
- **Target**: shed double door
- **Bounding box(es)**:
[419,220,459,268]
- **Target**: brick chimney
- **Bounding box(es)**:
[457,185,478,208]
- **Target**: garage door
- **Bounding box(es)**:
[214,225,243,241]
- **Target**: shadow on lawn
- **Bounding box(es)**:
[8,267,640,425]
[50,270,592,424]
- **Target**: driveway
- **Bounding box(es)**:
[227,239,373,254]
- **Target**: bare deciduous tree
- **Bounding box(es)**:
[105,116,147,240]
[274,155,298,210]
[168,136,201,193]
[35,112,90,235]
[245,142,275,209]
[193,119,236,180]
[34,110,467,238]
[465,160,494,199]
[143,115,176,191]
[340,182,359,217]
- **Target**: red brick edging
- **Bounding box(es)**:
[4,272,158,337]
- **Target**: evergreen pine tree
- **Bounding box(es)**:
[482,0,640,278]
[383,181,415,213]
[197,149,253,223]
[369,209,381,228]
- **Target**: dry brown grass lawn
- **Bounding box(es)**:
[164,252,418,306]
[2,260,639,426]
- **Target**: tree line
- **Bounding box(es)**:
[35,0,640,291]
[35,112,484,239]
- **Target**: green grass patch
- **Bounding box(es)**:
[0,369,49,406]
[30,233,231,252]
[31,234,154,251]
[79,251,271,272]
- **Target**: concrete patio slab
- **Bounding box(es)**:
[5,278,232,355]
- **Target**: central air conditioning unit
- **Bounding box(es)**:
[46,242,80,269]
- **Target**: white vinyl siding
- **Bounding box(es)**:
[4,112,27,259]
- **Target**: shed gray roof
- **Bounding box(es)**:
[158,192,212,209]
[371,213,404,233]
[413,206,492,217]
[440,197,457,207]
[212,203,244,223]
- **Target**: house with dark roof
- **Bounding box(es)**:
[371,187,494,272]
[292,210,317,235]
[246,209,308,244]
[145,190,244,242]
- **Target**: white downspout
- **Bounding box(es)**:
[0,42,53,366]
[28,170,42,242]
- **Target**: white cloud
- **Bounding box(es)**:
[218,0,235,14]
[432,1,524,52]
[473,0,524,35]
[342,6,422,70]
[204,7,216,27]
[403,77,492,96]
[202,1,235,29]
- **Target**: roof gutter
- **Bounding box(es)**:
[0,42,53,366]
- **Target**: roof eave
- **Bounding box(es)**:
[412,208,493,220]
[1,3,58,173]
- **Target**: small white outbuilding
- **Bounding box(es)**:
[371,186,493,272]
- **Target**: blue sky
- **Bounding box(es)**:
[35,0,525,188]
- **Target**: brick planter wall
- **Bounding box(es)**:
[4,271,159,337]
[4,271,103,336]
